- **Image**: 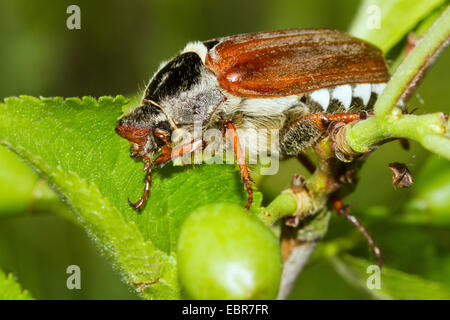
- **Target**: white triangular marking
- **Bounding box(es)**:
[353,84,371,106]
[332,85,352,110]
[372,83,387,96]
[310,88,330,110]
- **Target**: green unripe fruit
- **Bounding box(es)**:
[177,203,282,300]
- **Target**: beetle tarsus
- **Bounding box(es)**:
[243,177,254,210]
[330,193,383,267]
[129,139,209,211]
[128,198,141,211]
[129,164,153,211]
[143,160,151,172]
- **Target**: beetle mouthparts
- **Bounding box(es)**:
[115,124,151,145]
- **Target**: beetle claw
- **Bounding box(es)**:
[128,198,136,208]
[128,197,143,211]
[129,165,153,212]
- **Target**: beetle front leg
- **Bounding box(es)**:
[222,119,254,210]
[129,137,206,211]
[170,137,206,161]
[329,192,383,267]
[128,159,154,211]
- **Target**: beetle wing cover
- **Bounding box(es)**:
[205,29,390,97]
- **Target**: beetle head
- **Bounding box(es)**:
[115,105,172,161]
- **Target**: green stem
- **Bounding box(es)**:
[346,6,450,160]
[257,157,333,226]
[258,192,298,226]
[347,111,450,160]
[374,5,450,120]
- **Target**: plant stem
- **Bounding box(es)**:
[374,5,450,120]
[347,112,450,160]
[344,5,450,161]
[276,241,319,299]
[277,208,331,300]
[261,154,339,299]
[257,192,299,226]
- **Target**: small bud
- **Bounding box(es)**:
[290,173,305,192]
[388,162,414,188]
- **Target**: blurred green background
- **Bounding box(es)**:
[0,0,449,299]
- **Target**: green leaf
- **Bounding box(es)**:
[331,254,450,299]
[0,269,33,300]
[0,146,73,220]
[349,0,446,53]
[0,95,249,299]
[0,146,39,215]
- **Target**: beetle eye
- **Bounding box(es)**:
[157,121,171,132]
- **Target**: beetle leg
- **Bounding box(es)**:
[294,137,383,266]
[290,167,385,267]
[170,137,206,161]
[297,153,316,174]
[222,119,253,210]
[298,112,371,131]
[330,192,383,267]
[128,160,154,211]
[128,137,206,211]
